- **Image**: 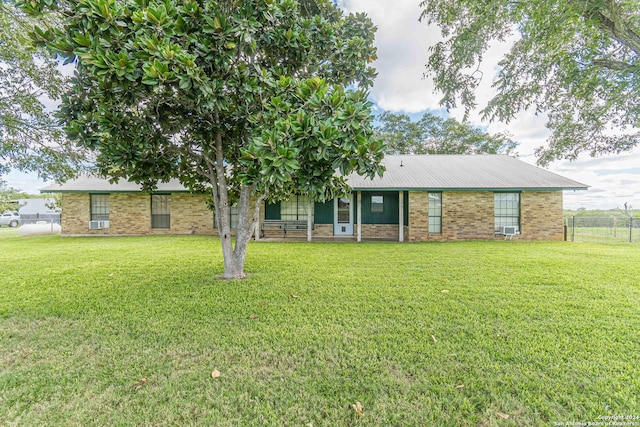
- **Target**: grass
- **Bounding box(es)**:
[568,226,639,244]
[1,229,639,426]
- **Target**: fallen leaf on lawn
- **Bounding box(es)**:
[352,401,364,418]
[258,301,268,306]
[431,335,437,343]
[289,294,299,299]
[249,314,259,319]
[133,377,147,390]
[440,289,450,293]
[497,412,510,419]
[455,384,464,389]
[211,369,221,379]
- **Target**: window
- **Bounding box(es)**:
[281,196,313,221]
[90,194,109,221]
[214,205,238,229]
[151,194,171,229]
[371,195,384,213]
[428,192,442,233]
[494,192,520,232]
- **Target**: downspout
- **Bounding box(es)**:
[357,191,362,242]
[399,191,404,242]
[307,198,312,242]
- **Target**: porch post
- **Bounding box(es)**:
[399,191,404,242]
[307,199,312,242]
[255,200,261,241]
[357,191,362,242]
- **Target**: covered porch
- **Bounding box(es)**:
[258,190,409,242]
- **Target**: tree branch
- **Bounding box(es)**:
[579,0,640,55]
[592,57,637,72]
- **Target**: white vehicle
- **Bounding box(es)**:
[0,211,20,227]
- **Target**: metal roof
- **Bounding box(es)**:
[347,155,588,190]
[14,198,59,215]
[40,155,588,193]
[40,175,189,193]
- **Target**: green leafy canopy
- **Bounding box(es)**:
[21,0,385,277]
[0,2,85,181]
[420,0,640,165]
[21,0,385,202]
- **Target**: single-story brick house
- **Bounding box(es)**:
[41,155,587,241]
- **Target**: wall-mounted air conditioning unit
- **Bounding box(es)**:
[502,225,519,240]
[89,220,110,230]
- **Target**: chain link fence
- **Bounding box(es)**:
[565,216,640,243]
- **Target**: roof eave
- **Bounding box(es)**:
[349,187,589,192]
[40,189,194,194]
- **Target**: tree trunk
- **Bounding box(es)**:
[210,132,265,279]
[213,186,242,279]
[218,189,265,279]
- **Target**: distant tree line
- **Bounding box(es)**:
[375,111,518,156]
[565,208,639,228]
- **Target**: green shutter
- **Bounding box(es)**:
[361,191,399,224]
[314,200,333,224]
[265,201,281,220]
[404,191,409,226]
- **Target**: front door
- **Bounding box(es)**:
[334,195,353,235]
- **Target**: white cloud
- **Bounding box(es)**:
[2,171,48,195]
[341,0,640,210]
[550,148,640,209]
[339,0,442,112]
[4,0,639,210]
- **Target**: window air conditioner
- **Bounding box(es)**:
[502,226,518,235]
[89,220,109,229]
[502,226,519,240]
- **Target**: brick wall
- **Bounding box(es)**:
[168,193,216,235]
[60,193,90,235]
[261,224,401,240]
[360,224,399,240]
[443,191,495,240]
[314,224,334,238]
[61,192,216,236]
[521,191,564,241]
[61,190,565,241]
[260,222,325,239]
[407,192,429,241]
[408,190,564,241]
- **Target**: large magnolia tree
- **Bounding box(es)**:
[23,0,385,278]
[0,2,83,181]
[419,0,640,165]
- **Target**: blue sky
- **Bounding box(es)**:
[338,0,640,210]
[5,0,640,210]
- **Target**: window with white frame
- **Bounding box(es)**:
[151,194,171,229]
[214,205,238,229]
[90,194,109,221]
[371,195,384,213]
[281,196,313,220]
[494,192,520,232]
[428,192,442,233]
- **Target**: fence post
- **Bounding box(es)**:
[572,216,575,242]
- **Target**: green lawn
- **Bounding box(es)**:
[1,230,639,426]
[568,226,639,244]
